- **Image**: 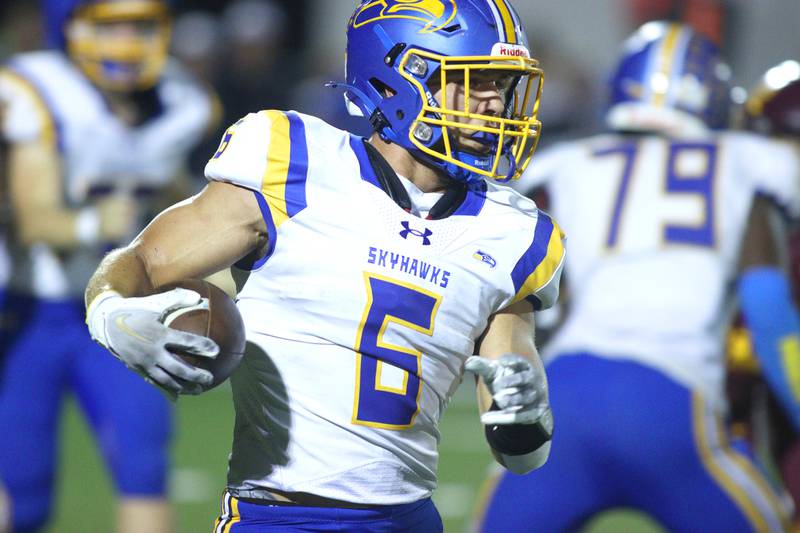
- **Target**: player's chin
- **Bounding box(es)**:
[457,138,493,156]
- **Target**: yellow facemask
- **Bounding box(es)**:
[66,0,171,92]
[398,49,544,182]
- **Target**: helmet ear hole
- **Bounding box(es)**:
[369,78,397,98]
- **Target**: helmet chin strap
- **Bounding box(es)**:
[494,154,517,183]
[446,130,520,184]
[495,138,518,183]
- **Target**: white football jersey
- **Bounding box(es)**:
[205,110,565,504]
[0,50,214,299]
[517,132,800,411]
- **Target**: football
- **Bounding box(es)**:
[158,279,246,391]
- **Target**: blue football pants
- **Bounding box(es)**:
[214,491,443,532]
[0,296,171,532]
[476,354,791,533]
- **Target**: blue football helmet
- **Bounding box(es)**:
[606,21,732,136]
[43,0,171,92]
[341,0,544,183]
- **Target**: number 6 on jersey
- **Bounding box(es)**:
[353,273,442,430]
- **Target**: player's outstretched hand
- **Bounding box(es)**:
[465,354,551,426]
[87,288,218,399]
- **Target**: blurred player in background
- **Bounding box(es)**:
[0,0,216,531]
[474,22,799,532]
[727,59,800,528]
[0,108,9,533]
[83,0,563,530]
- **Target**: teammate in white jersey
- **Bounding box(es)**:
[476,22,798,532]
[84,1,565,530]
[0,1,215,532]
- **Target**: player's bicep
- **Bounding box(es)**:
[8,140,69,246]
[2,68,62,215]
[133,181,267,288]
[8,140,61,211]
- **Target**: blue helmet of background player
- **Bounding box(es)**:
[744,60,800,138]
[341,0,544,184]
[43,0,171,92]
[606,21,732,136]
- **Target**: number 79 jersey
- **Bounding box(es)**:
[204,111,565,504]
[516,131,800,411]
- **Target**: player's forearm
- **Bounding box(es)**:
[15,207,96,250]
[85,246,157,308]
[479,380,553,474]
[10,139,106,250]
[474,304,553,474]
[738,267,800,431]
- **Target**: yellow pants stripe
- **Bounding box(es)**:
[471,467,505,531]
[692,394,789,532]
[214,491,241,533]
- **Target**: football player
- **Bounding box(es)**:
[475,22,798,532]
[0,1,216,532]
[728,59,800,527]
[83,0,563,530]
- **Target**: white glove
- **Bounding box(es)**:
[465,353,551,426]
[87,289,219,398]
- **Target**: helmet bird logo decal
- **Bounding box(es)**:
[352,0,457,34]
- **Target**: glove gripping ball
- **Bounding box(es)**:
[159,279,245,391]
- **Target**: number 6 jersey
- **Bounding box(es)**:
[204,110,565,505]
[515,131,800,413]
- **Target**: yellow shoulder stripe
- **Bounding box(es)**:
[259,109,292,229]
[513,219,565,304]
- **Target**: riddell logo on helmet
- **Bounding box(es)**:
[492,43,530,58]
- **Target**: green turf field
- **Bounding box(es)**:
[46,383,664,532]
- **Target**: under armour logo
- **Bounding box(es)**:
[399,221,433,245]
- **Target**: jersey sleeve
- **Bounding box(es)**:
[737,134,800,218]
[0,67,55,145]
[509,210,566,310]
[205,109,310,230]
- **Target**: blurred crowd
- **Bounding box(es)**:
[0,0,602,177]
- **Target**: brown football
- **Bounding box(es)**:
[158,279,246,391]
